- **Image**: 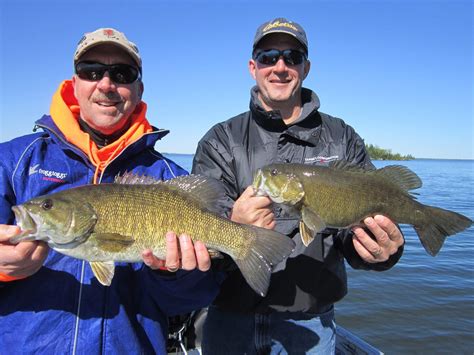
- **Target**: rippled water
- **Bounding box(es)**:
[165,155,474,354]
[336,159,474,354]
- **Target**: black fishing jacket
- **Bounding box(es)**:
[192,87,403,314]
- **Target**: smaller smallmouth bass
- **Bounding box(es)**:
[253,162,472,256]
[11,173,295,296]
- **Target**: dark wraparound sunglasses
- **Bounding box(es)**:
[254,49,307,66]
[75,61,141,84]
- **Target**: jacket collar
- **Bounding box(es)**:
[35,114,169,155]
[249,86,322,144]
[49,80,155,172]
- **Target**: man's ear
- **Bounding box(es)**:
[248,59,257,80]
[303,60,311,80]
[72,75,78,97]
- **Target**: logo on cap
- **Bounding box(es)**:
[103,29,115,37]
[253,18,308,54]
[263,20,298,33]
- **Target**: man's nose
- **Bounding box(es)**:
[96,72,117,91]
[273,57,288,72]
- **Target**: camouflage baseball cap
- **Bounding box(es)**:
[74,28,141,68]
[253,18,308,54]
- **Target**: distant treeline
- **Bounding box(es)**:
[365,144,415,160]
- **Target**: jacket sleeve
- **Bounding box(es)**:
[0,144,16,225]
[192,127,237,217]
[0,144,19,287]
[192,127,240,271]
[144,268,225,317]
[337,125,404,271]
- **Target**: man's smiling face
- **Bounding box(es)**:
[72,44,143,135]
[249,33,309,112]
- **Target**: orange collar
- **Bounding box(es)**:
[49,80,153,183]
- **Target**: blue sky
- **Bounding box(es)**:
[1,0,472,159]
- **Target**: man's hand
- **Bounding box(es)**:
[230,186,275,229]
[0,224,49,279]
[351,215,404,263]
[142,231,211,272]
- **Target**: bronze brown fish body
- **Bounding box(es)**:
[253,162,472,256]
[11,175,294,296]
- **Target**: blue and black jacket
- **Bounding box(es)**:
[0,81,221,354]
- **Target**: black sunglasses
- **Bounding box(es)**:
[75,61,141,84]
[254,49,307,66]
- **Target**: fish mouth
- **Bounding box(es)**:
[252,170,269,197]
[10,205,38,243]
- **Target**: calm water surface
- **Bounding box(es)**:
[165,155,474,354]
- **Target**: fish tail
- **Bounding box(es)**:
[234,227,295,297]
[414,206,472,256]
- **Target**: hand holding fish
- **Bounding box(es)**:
[231,186,276,229]
[351,216,404,263]
[0,224,49,279]
[142,232,211,272]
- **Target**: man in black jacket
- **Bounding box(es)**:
[192,18,404,354]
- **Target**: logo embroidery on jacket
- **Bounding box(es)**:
[305,155,339,163]
[29,164,68,183]
[29,164,40,176]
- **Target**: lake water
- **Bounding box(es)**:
[164,154,474,354]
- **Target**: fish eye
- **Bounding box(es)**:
[270,169,278,176]
[41,199,54,210]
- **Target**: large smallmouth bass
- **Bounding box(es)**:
[253,162,472,256]
[11,174,294,296]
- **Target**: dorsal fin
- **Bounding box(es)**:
[328,162,421,192]
[164,175,227,213]
[375,165,422,191]
[115,172,163,185]
[115,172,226,214]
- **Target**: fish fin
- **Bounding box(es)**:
[414,206,472,256]
[328,162,422,192]
[115,172,163,185]
[115,172,224,199]
[117,172,227,214]
[164,175,224,196]
[233,226,295,297]
[375,165,422,191]
[92,233,134,252]
[164,175,227,213]
[208,249,224,259]
[301,206,326,236]
[90,261,115,286]
[299,220,315,247]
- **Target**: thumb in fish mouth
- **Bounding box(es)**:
[9,234,36,244]
[0,225,29,244]
[0,225,21,238]
[253,187,267,197]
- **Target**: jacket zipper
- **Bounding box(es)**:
[72,260,86,354]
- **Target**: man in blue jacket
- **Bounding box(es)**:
[0,28,220,354]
